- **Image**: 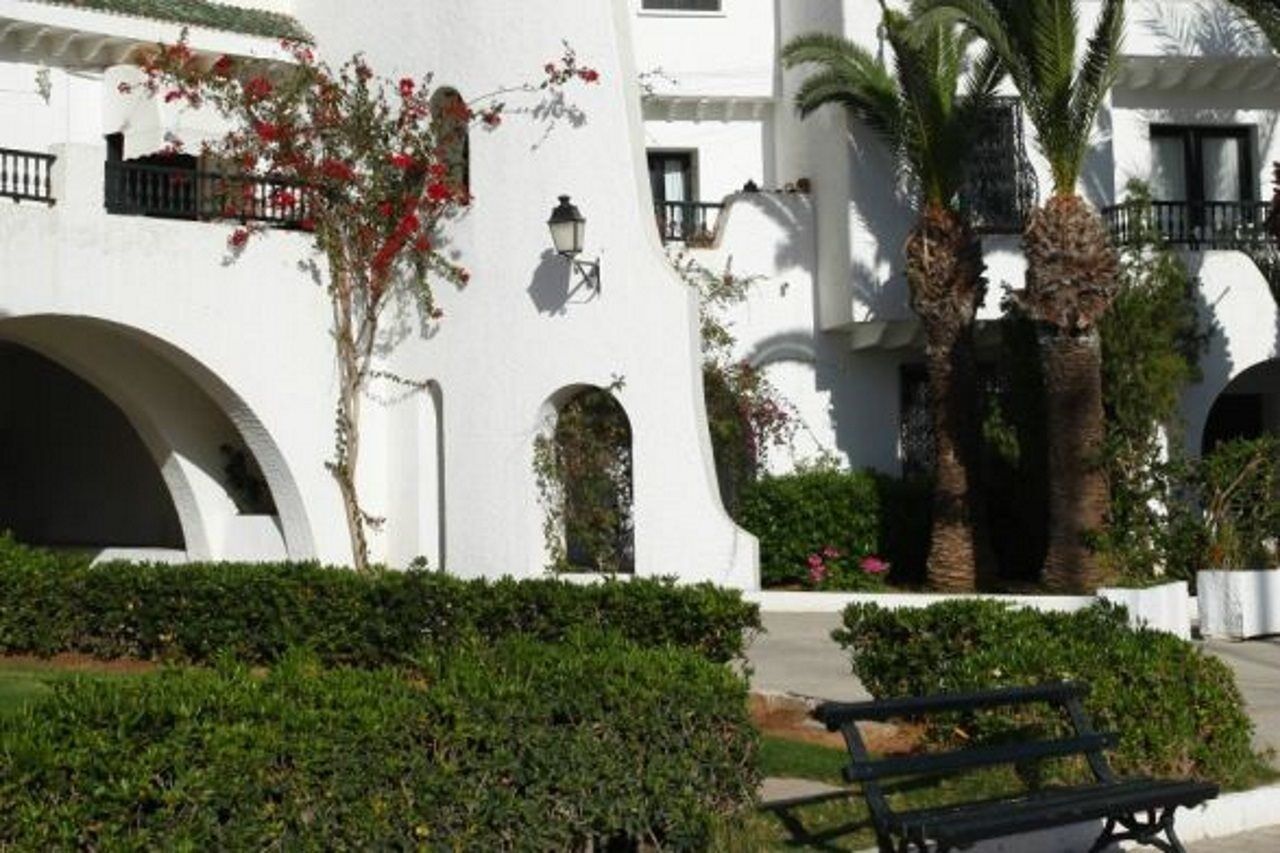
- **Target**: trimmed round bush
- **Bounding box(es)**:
[0,536,760,664]
[0,634,758,849]
[833,600,1265,788]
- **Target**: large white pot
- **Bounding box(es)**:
[1197,570,1280,641]
[1096,581,1192,639]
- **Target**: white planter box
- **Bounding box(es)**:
[1197,570,1280,640]
[1096,581,1192,640]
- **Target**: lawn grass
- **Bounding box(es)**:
[747,734,1071,851]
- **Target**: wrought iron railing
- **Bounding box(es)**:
[1,147,56,204]
[654,201,724,246]
[1104,200,1275,249]
[104,160,309,226]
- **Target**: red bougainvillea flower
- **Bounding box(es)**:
[299,217,316,232]
[389,152,415,170]
[578,68,600,83]
[860,556,890,575]
[243,76,273,101]
[319,158,356,182]
[398,77,415,98]
[270,189,297,207]
[212,55,234,77]
[254,120,283,142]
[426,181,451,203]
[229,228,250,248]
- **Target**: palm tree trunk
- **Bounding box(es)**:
[923,327,989,591]
[907,204,992,592]
[1039,330,1111,592]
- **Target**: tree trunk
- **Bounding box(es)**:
[329,261,372,574]
[923,328,989,591]
[905,204,992,592]
[1039,330,1112,592]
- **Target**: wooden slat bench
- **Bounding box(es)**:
[817,682,1218,853]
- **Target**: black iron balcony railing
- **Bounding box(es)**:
[1,147,56,204]
[655,201,724,246]
[1104,200,1275,249]
[104,160,309,227]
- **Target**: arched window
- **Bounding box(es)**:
[537,387,634,574]
[430,87,469,194]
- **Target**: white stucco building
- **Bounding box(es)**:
[0,0,1276,588]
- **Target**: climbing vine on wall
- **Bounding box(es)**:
[533,382,634,574]
[671,252,796,510]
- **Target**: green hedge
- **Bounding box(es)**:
[735,469,930,588]
[0,536,760,665]
[0,634,757,849]
[834,600,1265,788]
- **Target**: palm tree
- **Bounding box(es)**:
[782,7,1001,591]
[1224,1,1280,51]
[913,0,1125,593]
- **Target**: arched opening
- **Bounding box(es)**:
[0,342,183,551]
[0,316,313,562]
[1202,358,1280,455]
[536,387,634,574]
[430,87,470,194]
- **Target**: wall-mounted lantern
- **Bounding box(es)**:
[547,195,601,293]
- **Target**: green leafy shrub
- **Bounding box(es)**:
[735,469,929,588]
[1176,436,1280,573]
[834,600,1265,787]
[0,536,760,664]
[0,634,757,850]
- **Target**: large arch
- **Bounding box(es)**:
[0,315,315,561]
[1201,358,1280,455]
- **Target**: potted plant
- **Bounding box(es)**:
[1193,437,1280,640]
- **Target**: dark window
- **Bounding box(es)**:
[1149,125,1256,242]
[959,97,1036,234]
[642,0,721,10]
[648,150,693,207]
[431,88,470,193]
[1149,125,1255,204]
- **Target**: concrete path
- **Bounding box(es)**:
[1191,826,1280,852]
[748,613,1280,762]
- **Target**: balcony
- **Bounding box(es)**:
[104,160,309,227]
[1104,200,1275,250]
[1,148,56,204]
[654,200,723,246]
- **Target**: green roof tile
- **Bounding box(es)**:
[30,0,312,42]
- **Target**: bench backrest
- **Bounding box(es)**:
[817,682,1117,838]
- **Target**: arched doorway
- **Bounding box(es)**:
[537,386,634,574]
[0,315,314,562]
[0,342,183,552]
[1202,358,1280,455]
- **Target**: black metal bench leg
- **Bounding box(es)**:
[1088,817,1118,853]
[1161,812,1188,853]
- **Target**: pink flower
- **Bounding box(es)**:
[860,556,890,575]
[807,554,824,569]
[808,561,828,586]
[822,546,842,560]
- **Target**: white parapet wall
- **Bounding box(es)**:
[750,584,1196,638]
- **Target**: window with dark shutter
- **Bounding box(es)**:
[642,0,722,10]
[959,97,1036,234]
